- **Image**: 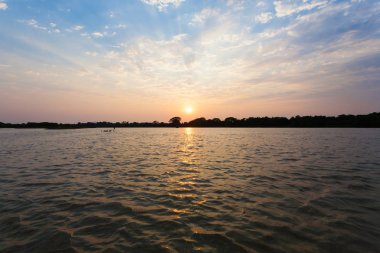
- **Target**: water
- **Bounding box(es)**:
[0,128,379,253]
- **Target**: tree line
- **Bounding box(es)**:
[0,112,379,129]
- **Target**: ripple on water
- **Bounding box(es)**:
[0,128,380,252]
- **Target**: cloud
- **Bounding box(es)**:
[19,19,62,33]
[88,31,116,38]
[19,19,47,30]
[3,0,379,117]
[140,0,184,11]
[256,1,266,8]
[115,24,127,29]
[92,0,379,104]
[72,25,84,31]
[0,1,7,10]
[64,25,84,32]
[190,8,219,25]
[274,0,329,17]
[226,0,245,11]
[91,32,104,38]
[255,12,273,24]
[27,19,39,27]
[105,24,128,30]
[48,23,60,33]
[85,51,98,57]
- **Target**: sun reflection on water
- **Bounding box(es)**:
[185,127,193,136]
[167,128,207,215]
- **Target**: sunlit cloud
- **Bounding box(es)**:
[88,0,380,106]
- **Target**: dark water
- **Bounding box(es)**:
[0,128,379,253]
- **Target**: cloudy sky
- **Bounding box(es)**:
[0,0,379,123]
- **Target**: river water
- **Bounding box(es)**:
[0,128,379,253]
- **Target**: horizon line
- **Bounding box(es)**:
[1,112,379,126]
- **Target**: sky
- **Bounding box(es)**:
[0,0,379,123]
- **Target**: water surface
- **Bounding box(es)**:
[0,128,379,252]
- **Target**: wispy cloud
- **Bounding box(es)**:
[18,19,62,33]
[274,0,329,17]
[115,24,127,29]
[255,12,273,24]
[19,19,47,30]
[90,31,116,38]
[226,0,245,11]
[140,0,184,11]
[190,8,219,25]
[87,0,379,105]
[72,25,84,31]
[256,1,266,8]
[65,25,85,32]
[85,51,98,57]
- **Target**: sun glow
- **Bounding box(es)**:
[185,106,193,114]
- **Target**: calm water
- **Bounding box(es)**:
[0,128,379,253]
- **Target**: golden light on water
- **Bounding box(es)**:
[185,127,193,137]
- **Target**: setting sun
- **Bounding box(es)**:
[185,106,193,114]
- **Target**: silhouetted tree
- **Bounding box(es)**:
[169,117,181,127]
[187,117,207,127]
[1,113,379,129]
[224,117,238,127]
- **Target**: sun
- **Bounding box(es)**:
[185,106,193,114]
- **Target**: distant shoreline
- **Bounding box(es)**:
[1,112,379,129]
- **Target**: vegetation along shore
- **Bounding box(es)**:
[1,113,379,129]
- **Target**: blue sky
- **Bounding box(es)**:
[0,0,379,122]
